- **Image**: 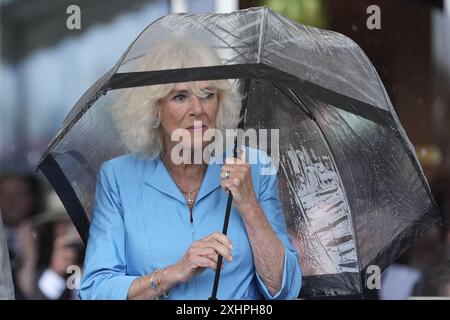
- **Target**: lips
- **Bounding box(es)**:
[186,125,207,131]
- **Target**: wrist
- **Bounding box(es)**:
[161,264,182,288]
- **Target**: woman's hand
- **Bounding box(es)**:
[172,232,233,283]
[129,233,233,300]
[220,147,258,214]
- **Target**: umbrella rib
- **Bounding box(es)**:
[212,20,260,42]
[263,65,395,128]
[194,19,253,63]
[270,81,315,120]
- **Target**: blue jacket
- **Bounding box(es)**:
[79,147,301,299]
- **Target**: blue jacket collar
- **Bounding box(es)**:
[143,155,224,205]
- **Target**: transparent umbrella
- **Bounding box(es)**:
[37,7,440,298]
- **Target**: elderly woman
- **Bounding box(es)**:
[79,38,301,300]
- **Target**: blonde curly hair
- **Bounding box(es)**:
[110,36,242,159]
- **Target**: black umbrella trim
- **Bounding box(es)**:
[39,63,398,171]
[299,272,361,298]
[107,63,397,129]
[39,154,91,244]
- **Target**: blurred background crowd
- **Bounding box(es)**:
[1,0,450,299]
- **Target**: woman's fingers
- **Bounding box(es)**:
[196,233,233,262]
[220,149,257,213]
[221,177,241,188]
[222,164,248,173]
[179,233,232,281]
[193,247,217,262]
[206,232,233,249]
[208,240,233,262]
[221,163,250,187]
[224,146,246,164]
[195,256,216,270]
[221,168,246,181]
[191,250,225,271]
[202,253,225,270]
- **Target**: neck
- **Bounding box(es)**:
[162,143,206,181]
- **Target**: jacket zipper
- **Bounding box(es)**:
[189,206,198,299]
[189,208,195,240]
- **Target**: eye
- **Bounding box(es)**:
[202,91,216,100]
[172,94,188,102]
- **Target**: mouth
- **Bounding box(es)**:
[186,125,207,132]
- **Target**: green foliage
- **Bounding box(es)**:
[256,0,329,28]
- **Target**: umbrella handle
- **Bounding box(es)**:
[209,140,240,300]
[209,191,233,300]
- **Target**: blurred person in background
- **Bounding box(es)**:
[30,192,84,300]
[0,174,45,299]
[380,173,450,300]
[413,260,450,297]
[0,174,84,299]
[408,175,450,298]
[431,174,450,260]
[380,224,446,300]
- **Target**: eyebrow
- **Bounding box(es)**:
[170,89,188,94]
[200,87,216,92]
[170,87,216,95]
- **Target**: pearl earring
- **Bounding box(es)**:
[151,118,160,129]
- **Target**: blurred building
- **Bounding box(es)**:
[0,0,238,172]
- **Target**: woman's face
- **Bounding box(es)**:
[158,81,219,156]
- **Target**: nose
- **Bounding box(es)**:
[188,94,204,117]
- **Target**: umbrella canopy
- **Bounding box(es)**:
[0,213,14,299]
[38,7,440,298]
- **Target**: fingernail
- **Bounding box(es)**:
[229,244,233,249]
